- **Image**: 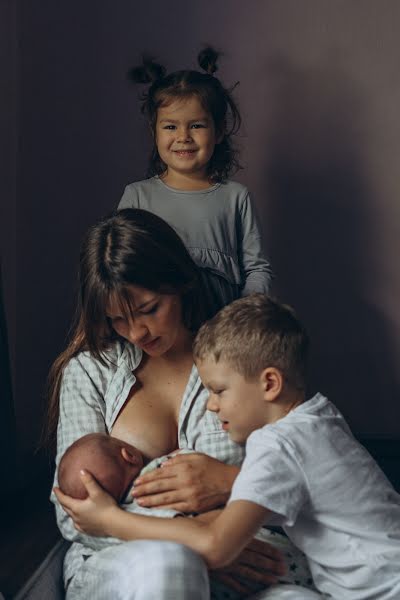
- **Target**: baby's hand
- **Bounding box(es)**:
[53,470,119,537]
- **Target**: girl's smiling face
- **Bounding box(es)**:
[155,95,220,189]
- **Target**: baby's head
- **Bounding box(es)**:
[193,294,309,443]
[58,433,144,501]
[129,47,241,183]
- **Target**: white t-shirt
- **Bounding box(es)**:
[229,393,400,599]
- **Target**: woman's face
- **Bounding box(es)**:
[106,285,189,357]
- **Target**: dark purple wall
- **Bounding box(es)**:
[0,0,17,492]
[7,1,400,483]
[1,0,17,379]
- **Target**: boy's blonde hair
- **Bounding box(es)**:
[193,294,309,389]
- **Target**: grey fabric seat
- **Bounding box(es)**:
[14,540,69,600]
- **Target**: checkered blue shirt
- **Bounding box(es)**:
[50,340,244,584]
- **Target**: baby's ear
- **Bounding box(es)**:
[121,447,141,465]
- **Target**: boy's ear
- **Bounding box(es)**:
[121,447,141,465]
[259,367,283,401]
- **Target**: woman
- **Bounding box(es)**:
[48,209,309,599]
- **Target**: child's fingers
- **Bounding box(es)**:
[53,486,76,510]
[63,507,75,519]
[79,469,102,496]
[53,488,85,523]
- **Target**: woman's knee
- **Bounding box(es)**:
[131,540,209,599]
[69,540,209,600]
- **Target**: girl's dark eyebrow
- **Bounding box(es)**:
[159,117,209,124]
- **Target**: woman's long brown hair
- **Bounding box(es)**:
[44,208,211,453]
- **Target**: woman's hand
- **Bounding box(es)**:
[132,452,240,513]
[53,471,119,537]
[211,537,287,594]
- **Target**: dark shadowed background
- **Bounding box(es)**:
[1,0,400,495]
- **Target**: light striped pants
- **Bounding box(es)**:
[66,540,209,600]
[66,532,321,600]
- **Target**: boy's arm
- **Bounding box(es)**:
[193,509,222,523]
[55,470,270,569]
[108,500,269,568]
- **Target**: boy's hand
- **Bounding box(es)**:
[53,470,119,537]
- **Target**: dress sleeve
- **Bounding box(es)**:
[238,192,273,295]
[50,356,120,550]
[118,184,138,210]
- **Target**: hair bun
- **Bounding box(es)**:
[198,46,220,75]
[127,55,166,84]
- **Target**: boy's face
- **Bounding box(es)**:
[198,357,268,445]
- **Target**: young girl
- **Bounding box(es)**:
[119,47,272,314]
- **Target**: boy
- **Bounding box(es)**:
[55,294,400,599]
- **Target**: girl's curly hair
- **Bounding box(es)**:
[128,47,242,183]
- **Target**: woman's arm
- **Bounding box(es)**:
[56,471,270,569]
[131,452,240,512]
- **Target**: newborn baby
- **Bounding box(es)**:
[58,432,191,517]
[58,433,145,501]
